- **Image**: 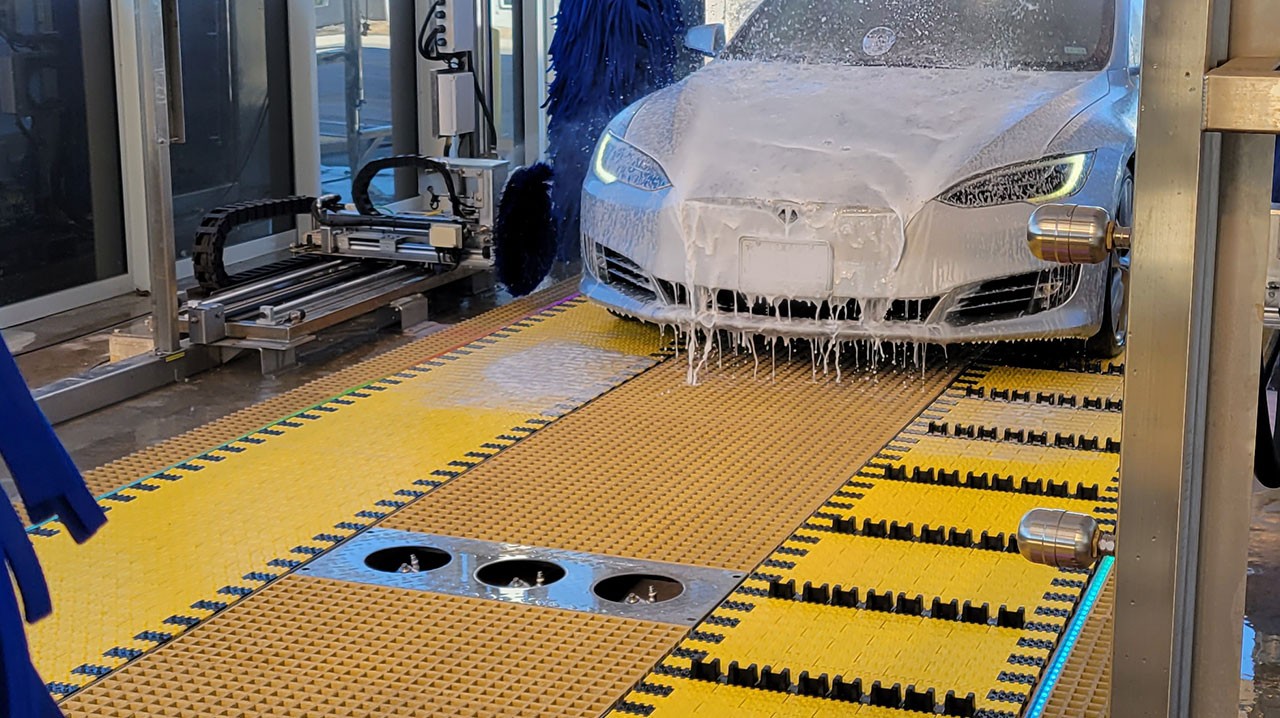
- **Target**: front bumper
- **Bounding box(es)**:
[580,266,1102,344]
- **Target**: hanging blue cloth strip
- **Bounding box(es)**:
[0,341,105,543]
[0,338,106,717]
[0,497,61,717]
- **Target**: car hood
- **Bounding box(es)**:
[623,61,1110,220]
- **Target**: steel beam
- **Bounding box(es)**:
[1204,58,1280,133]
[1189,131,1271,718]
[1116,0,1280,713]
[132,0,182,354]
[1113,0,1229,714]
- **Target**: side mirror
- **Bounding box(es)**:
[685,23,726,58]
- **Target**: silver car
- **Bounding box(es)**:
[580,0,1141,356]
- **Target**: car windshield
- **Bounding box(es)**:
[724,0,1116,72]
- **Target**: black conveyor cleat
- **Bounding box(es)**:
[932,597,960,621]
[921,524,947,544]
[831,675,863,702]
[961,601,991,625]
[726,661,759,688]
[897,593,925,616]
[768,579,796,600]
[797,671,830,698]
[801,582,830,604]
[997,605,1027,629]
[760,665,791,692]
[868,681,904,708]
[945,691,979,717]
[832,585,859,607]
[865,589,894,612]
[905,686,937,712]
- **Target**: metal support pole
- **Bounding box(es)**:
[390,0,420,198]
[518,0,548,165]
[1111,0,1280,712]
[343,0,366,180]
[1113,0,1228,714]
[510,0,526,163]
[474,0,495,156]
[1189,131,1271,718]
[133,0,181,354]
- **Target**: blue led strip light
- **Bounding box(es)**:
[1024,555,1114,718]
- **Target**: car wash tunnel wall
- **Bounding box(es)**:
[18,279,1120,717]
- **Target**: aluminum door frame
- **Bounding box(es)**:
[118,0,322,308]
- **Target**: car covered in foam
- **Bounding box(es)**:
[580,0,1140,356]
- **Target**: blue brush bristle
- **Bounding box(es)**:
[546,0,687,260]
[494,163,557,296]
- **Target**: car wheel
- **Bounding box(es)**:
[1086,171,1133,358]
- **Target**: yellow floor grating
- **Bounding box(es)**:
[1042,574,1113,718]
[383,356,959,571]
[74,279,580,501]
[60,576,688,717]
[35,300,1121,714]
[614,359,1121,716]
[963,364,1123,406]
[687,600,1041,701]
[31,296,666,697]
[923,398,1122,446]
[745,530,1064,617]
[884,436,1118,498]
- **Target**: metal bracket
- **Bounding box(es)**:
[1203,57,1280,132]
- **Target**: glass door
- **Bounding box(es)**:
[168,0,297,270]
[0,0,130,328]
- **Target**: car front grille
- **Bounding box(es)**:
[592,243,949,325]
[946,267,1081,326]
[654,283,940,324]
[594,243,658,303]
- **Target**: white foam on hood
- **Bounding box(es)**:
[627,60,1104,222]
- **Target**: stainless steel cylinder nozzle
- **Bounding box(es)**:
[1017,508,1116,569]
[1027,204,1131,264]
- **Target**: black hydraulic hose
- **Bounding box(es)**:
[1256,338,1280,488]
[350,154,467,217]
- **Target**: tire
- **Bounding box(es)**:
[1086,170,1133,358]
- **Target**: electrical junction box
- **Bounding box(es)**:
[436,0,476,54]
[433,70,477,138]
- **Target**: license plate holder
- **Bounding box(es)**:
[739,237,833,297]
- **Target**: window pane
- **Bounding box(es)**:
[169,0,295,258]
[317,0,396,206]
[0,0,126,306]
[490,0,518,160]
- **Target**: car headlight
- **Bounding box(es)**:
[939,153,1094,208]
[591,132,672,191]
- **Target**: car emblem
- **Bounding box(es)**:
[777,207,800,226]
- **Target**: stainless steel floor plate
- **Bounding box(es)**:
[302,528,746,625]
